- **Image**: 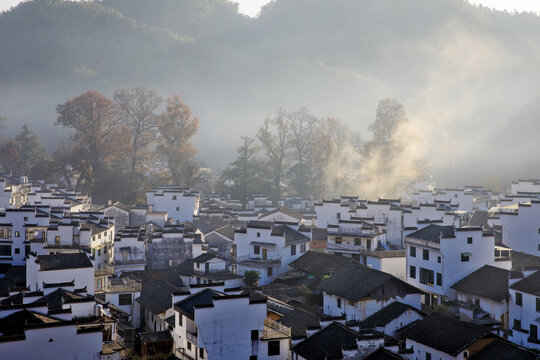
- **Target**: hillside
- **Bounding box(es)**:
[1,0,540,184]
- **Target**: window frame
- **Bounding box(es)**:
[268,340,280,356]
[118,293,132,306]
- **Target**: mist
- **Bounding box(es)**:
[1,0,540,193]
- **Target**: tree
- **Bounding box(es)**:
[243,270,260,288]
[114,87,161,173]
[156,94,199,186]
[222,136,268,206]
[15,125,47,177]
[0,139,21,174]
[366,99,406,150]
[257,109,292,200]
[55,91,121,193]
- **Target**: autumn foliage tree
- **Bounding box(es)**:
[156,94,199,186]
[55,91,121,194]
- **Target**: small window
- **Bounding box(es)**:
[176,206,179,211]
[199,348,204,358]
[178,314,183,327]
[24,217,28,221]
[268,340,280,356]
[536,298,540,312]
[516,292,523,306]
[410,246,416,257]
[531,324,538,340]
[267,267,273,276]
[257,232,261,238]
[118,293,132,306]
[337,298,342,308]
[172,195,177,200]
[96,278,103,291]
[514,319,522,330]
[291,244,296,256]
[410,266,416,279]
[187,342,192,351]
[254,246,260,255]
[14,248,20,254]
[467,237,473,244]
[436,273,442,286]
[98,249,101,256]
[426,352,432,360]
[354,238,361,246]
[55,236,61,245]
[251,330,259,341]
[250,357,258,360]
[423,249,429,260]
[15,231,19,237]
[461,253,470,262]
[335,239,342,245]
[300,243,306,253]
[437,256,441,263]
[366,239,371,250]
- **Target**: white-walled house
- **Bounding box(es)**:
[173,289,290,360]
[235,221,311,286]
[405,225,506,306]
[325,219,385,259]
[146,186,200,223]
[319,264,423,321]
[111,227,147,274]
[357,301,424,337]
[26,252,95,295]
[498,200,540,256]
[510,179,540,195]
[508,270,540,350]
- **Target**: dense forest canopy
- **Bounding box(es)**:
[1,0,540,187]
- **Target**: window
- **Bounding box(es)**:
[335,239,342,244]
[410,246,416,257]
[423,249,429,260]
[0,228,11,239]
[536,298,540,312]
[251,330,259,341]
[354,238,361,246]
[176,206,179,211]
[55,236,61,245]
[531,324,538,339]
[15,231,19,237]
[0,245,11,256]
[250,356,258,360]
[257,232,261,238]
[268,340,280,356]
[426,352,431,360]
[97,249,101,257]
[467,237,473,244]
[96,278,102,291]
[14,248,20,254]
[300,243,306,253]
[118,293,132,306]
[337,213,341,220]
[254,245,260,255]
[410,266,416,279]
[187,342,192,351]
[514,319,522,330]
[436,273,442,286]
[267,267,273,276]
[367,239,371,250]
[437,256,441,263]
[420,268,434,286]
[516,292,523,306]
[337,298,342,308]
[291,244,296,256]
[199,348,204,358]
[172,195,177,200]
[24,217,28,221]
[461,253,470,262]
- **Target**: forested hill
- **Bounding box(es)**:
[1,0,540,183]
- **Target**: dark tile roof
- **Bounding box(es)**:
[136,270,186,315]
[406,224,455,243]
[288,251,358,276]
[401,313,494,356]
[510,270,540,295]
[0,309,61,340]
[174,288,224,320]
[192,253,217,263]
[469,339,540,360]
[469,211,489,228]
[211,225,235,241]
[318,264,423,302]
[174,259,195,276]
[277,307,321,339]
[260,207,303,221]
[358,302,422,329]
[138,330,172,343]
[511,251,540,272]
[271,225,310,244]
[451,265,517,302]
[36,253,93,271]
[292,322,384,360]
[361,347,405,360]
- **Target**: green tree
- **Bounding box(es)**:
[222,136,269,207]
[243,270,260,288]
[15,125,47,177]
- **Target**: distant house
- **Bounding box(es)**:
[258,206,305,225]
[508,270,540,350]
[318,264,423,321]
[356,301,424,337]
[100,201,131,231]
[146,186,200,223]
[204,225,235,262]
[111,227,147,274]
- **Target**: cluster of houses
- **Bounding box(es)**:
[2,174,540,359]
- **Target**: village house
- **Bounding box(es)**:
[498,200,540,256]
[146,186,200,223]
[111,227,147,274]
[235,220,311,286]
[508,270,540,350]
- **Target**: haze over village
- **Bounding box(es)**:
[2,0,540,359]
